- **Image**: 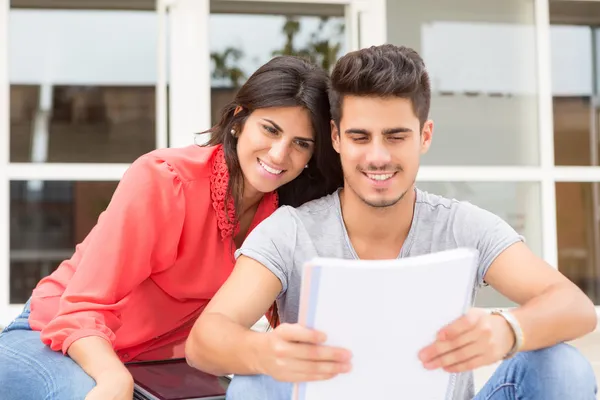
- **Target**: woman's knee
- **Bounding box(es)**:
[227,374,292,400]
[0,330,95,400]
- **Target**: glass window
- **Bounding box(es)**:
[556,182,600,304]
[415,182,542,307]
[386,0,539,166]
[550,19,599,165]
[10,180,118,303]
[9,8,160,163]
[553,96,598,166]
[209,12,345,125]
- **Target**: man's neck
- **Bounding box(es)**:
[339,185,417,259]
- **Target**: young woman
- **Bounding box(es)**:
[0,56,342,400]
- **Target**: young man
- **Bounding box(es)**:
[185,44,598,399]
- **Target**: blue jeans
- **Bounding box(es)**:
[227,343,597,399]
[0,300,96,399]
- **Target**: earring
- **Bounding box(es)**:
[230,128,236,137]
[304,164,308,169]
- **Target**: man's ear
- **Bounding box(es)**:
[420,120,433,155]
[331,120,341,154]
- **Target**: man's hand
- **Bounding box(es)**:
[256,323,353,382]
[84,368,134,400]
[418,308,515,373]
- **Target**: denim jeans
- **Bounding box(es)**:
[227,343,598,400]
[0,300,96,400]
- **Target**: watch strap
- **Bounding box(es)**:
[490,309,524,359]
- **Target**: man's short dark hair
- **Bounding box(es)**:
[329,44,431,129]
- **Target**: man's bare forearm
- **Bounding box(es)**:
[513,282,596,352]
[185,312,266,377]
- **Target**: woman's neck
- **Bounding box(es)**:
[240,183,264,215]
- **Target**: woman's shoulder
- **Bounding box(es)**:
[140,144,221,184]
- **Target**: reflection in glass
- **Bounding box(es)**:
[10,181,118,303]
[553,97,596,166]
[415,182,542,307]
[209,13,345,125]
[386,0,539,166]
[556,183,600,303]
[550,23,599,166]
[9,9,159,163]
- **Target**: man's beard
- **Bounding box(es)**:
[344,174,413,209]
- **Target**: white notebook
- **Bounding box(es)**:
[293,248,479,400]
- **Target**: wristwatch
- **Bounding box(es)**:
[490,309,524,359]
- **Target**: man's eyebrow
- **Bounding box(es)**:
[345,128,370,135]
[383,127,413,134]
[345,127,414,135]
[262,118,283,132]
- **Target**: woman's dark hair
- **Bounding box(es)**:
[202,56,343,329]
[203,55,342,216]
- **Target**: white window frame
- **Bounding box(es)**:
[414,0,557,268]
[5,0,600,323]
[1,0,10,326]
[415,0,600,318]
[0,0,175,326]
[3,0,599,324]
[0,0,386,326]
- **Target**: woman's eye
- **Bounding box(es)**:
[295,140,310,149]
[262,125,278,135]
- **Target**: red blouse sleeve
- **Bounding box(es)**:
[39,155,187,354]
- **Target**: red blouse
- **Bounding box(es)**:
[27,144,278,362]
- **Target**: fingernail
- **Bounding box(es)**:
[423,362,436,370]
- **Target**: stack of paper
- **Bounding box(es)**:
[294,248,479,400]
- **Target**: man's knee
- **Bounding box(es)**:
[227,374,292,400]
[520,343,596,394]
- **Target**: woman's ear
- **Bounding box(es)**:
[233,106,243,116]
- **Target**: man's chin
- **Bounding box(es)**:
[359,195,402,209]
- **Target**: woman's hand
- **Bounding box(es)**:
[85,368,134,400]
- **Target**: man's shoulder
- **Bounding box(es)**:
[416,188,474,216]
[415,188,501,228]
[263,191,338,224]
[266,191,340,236]
[415,188,515,240]
[294,191,339,216]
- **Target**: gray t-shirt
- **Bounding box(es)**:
[235,188,523,399]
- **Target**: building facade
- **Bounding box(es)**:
[0,0,599,326]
